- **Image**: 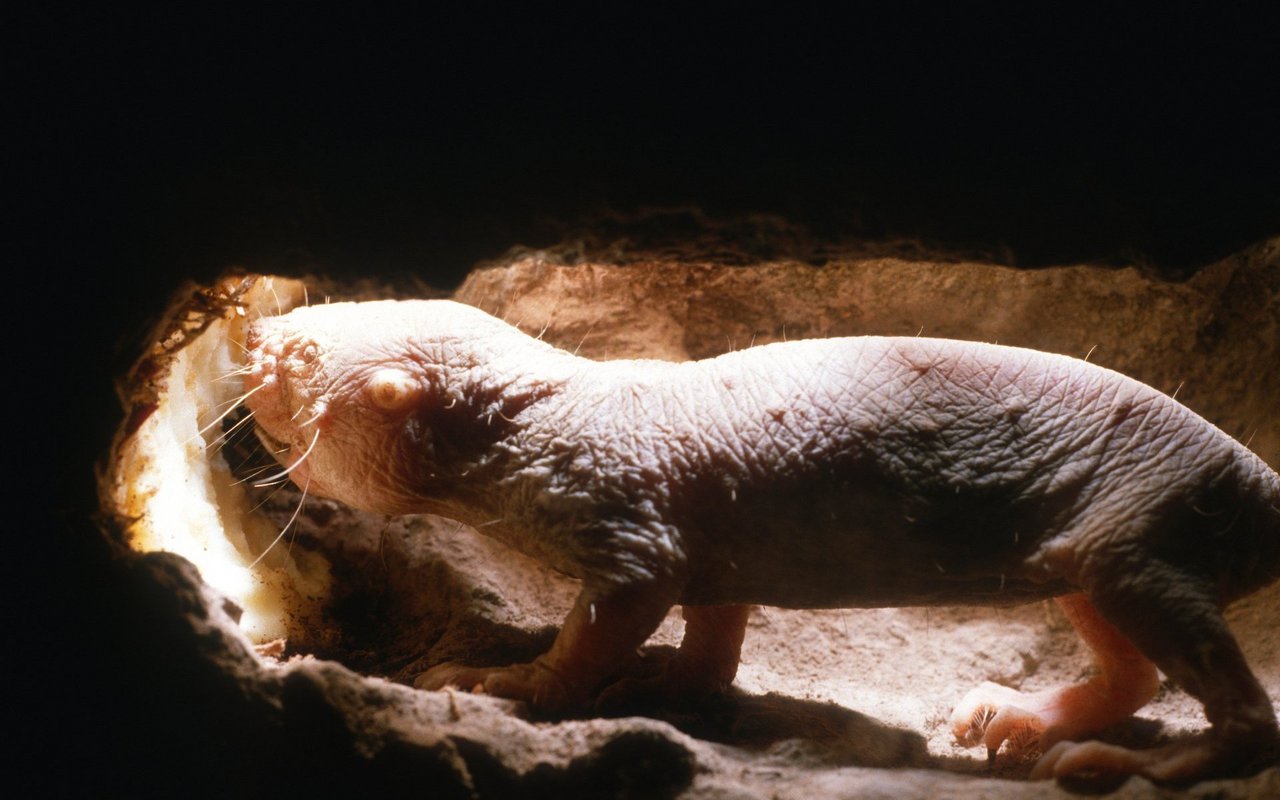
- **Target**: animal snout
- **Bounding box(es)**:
[244,322,321,390]
[243,322,310,426]
[243,326,280,397]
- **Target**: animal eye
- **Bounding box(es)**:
[366,368,420,413]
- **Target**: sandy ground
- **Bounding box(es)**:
[256,494,1280,794]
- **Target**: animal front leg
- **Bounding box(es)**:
[416,583,675,713]
[598,603,752,710]
[951,592,1160,761]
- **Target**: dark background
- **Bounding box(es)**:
[26,4,1280,490]
[14,2,1279,791]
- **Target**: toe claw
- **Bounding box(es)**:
[951,682,1047,762]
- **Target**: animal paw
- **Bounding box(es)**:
[414,659,582,712]
[594,652,732,713]
[950,681,1050,760]
[1034,732,1280,784]
[952,667,1160,765]
[1032,738,1211,783]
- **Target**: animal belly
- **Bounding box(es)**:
[682,551,1069,608]
[677,476,1071,608]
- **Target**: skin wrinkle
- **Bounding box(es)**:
[701,373,757,473]
[243,299,1280,781]
[1096,403,1195,516]
[690,370,748,476]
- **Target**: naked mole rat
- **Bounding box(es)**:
[243,298,1280,782]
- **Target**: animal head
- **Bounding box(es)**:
[242,299,518,514]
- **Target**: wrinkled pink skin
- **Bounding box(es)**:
[245,299,1280,782]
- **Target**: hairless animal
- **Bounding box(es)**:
[244,298,1280,783]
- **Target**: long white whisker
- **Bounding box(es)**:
[252,476,293,488]
[212,381,261,408]
[246,479,296,513]
[231,435,290,485]
[236,462,285,484]
[191,384,266,443]
[253,427,321,487]
[206,412,256,454]
[573,323,597,356]
[216,364,256,379]
[248,474,310,568]
[235,437,291,480]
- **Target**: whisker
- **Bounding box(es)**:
[252,476,293,489]
[252,427,321,487]
[248,473,311,568]
[573,323,597,356]
[246,480,293,514]
[229,431,281,484]
[215,365,256,380]
[298,408,326,428]
[191,384,266,443]
[205,412,257,455]
[236,459,287,483]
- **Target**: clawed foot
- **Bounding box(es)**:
[951,681,1053,760]
[415,659,584,712]
[595,651,734,713]
[416,651,731,716]
[1033,737,1230,783]
[951,649,1158,767]
[953,683,1277,782]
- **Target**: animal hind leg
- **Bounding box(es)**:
[1034,558,1278,782]
[951,592,1161,761]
